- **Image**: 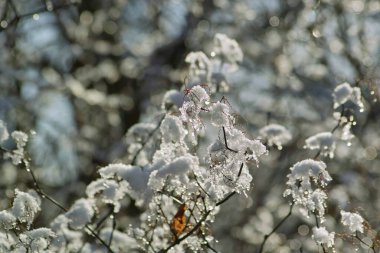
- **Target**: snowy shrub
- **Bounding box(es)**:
[0,1,380,253]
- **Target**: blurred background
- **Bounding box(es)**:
[0,0,380,252]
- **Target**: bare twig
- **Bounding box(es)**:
[258,204,293,253]
[222,126,238,153]
[107,211,116,253]
[19,153,115,253]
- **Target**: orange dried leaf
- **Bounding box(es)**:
[170,203,188,239]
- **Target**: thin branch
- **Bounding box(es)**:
[258,204,293,253]
[20,154,115,253]
[131,114,166,165]
[355,233,375,253]
[95,206,114,231]
[205,241,218,253]
[313,213,327,253]
[222,126,238,153]
[107,211,116,253]
[194,174,211,198]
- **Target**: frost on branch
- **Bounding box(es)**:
[283,159,332,221]
[162,89,184,111]
[19,228,56,252]
[148,155,198,192]
[180,85,211,142]
[333,82,364,111]
[210,102,233,127]
[155,155,197,178]
[0,210,16,230]
[86,178,127,213]
[312,226,335,248]
[185,51,212,83]
[161,115,186,143]
[7,131,29,165]
[195,129,267,199]
[11,189,41,228]
[184,85,210,108]
[99,163,151,206]
[226,128,267,164]
[340,210,364,234]
[50,215,83,252]
[126,122,159,165]
[213,33,243,70]
[65,198,95,230]
[259,124,292,149]
[0,231,14,252]
[100,227,138,252]
[304,132,336,158]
